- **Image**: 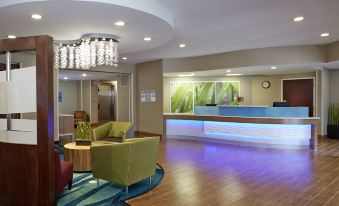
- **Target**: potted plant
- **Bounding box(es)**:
[328,103,339,139]
[76,121,93,145]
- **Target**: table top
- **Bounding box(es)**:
[64,142,105,150]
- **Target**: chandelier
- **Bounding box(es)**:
[54,34,119,70]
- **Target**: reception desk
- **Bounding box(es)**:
[163,106,320,150]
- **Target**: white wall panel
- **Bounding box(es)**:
[0,131,37,145]
[11,119,37,132]
[0,119,6,131]
[0,82,6,114]
[6,79,36,113]
[0,71,5,82]
[11,67,36,81]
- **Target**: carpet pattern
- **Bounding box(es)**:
[55,143,164,206]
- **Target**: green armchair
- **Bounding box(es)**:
[92,121,133,142]
[90,136,160,193]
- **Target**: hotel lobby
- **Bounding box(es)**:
[1,0,339,205]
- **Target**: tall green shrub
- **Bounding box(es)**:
[328,103,339,126]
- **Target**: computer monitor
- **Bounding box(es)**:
[205,103,217,106]
[273,102,290,107]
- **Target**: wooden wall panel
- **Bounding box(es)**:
[0,36,55,205]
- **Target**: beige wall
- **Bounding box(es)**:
[163,45,327,73]
[327,41,339,62]
[329,70,339,103]
[252,72,316,106]
[136,60,163,134]
[163,76,252,113]
[163,72,316,113]
[59,81,79,114]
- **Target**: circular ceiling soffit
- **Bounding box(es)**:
[0,0,175,54]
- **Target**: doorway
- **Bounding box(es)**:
[282,78,315,117]
[98,83,116,122]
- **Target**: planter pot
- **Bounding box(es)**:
[76,141,92,146]
[327,125,339,139]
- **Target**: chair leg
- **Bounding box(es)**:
[68,180,72,190]
[125,186,129,194]
[149,177,152,185]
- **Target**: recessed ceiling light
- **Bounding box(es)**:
[7,35,16,39]
[63,77,68,80]
[226,74,243,76]
[31,14,42,20]
[144,37,152,41]
[320,33,330,37]
[178,73,194,77]
[114,21,126,26]
[271,66,277,70]
[122,57,127,60]
[179,44,186,48]
[226,69,232,73]
[293,16,304,22]
[82,73,87,77]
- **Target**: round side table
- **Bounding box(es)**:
[64,142,94,172]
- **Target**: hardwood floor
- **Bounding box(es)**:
[126,137,339,206]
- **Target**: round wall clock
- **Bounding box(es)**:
[262,81,271,89]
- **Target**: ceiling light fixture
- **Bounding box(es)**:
[320,33,330,37]
[226,69,232,73]
[114,21,126,26]
[54,33,119,70]
[178,73,194,77]
[271,66,277,70]
[179,44,186,48]
[144,37,152,41]
[122,57,127,60]
[7,35,16,39]
[31,14,42,20]
[293,16,304,22]
[63,77,68,80]
[226,74,243,76]
[82,73,87,77]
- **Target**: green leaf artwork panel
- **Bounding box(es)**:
[170,82,194,113]
[194,82,216,106]
[170,81,240,113]
[215,82,240,105]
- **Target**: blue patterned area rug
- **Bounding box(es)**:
[55,143,164,206]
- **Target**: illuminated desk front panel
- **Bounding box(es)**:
[163,114,319,150]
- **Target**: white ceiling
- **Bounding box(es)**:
[0,0,338,64]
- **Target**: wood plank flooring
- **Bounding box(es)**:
[126,137,339,206]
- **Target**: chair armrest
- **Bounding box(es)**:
[90,143,132,186]
[92,122,111,140]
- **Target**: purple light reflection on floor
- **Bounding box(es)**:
[166,139,314,188]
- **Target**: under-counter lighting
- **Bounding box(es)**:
[7,35,16,39]
[271,66,277,70]
[144,37,152,41]
[178,73,194,77]
[226,74,243,76]
[31,14,42,20]
[63,77,68,80]
[226,69,232,73]
[293,16,304,22]
[82,73,87,77]
[114,21,126,26]
[320,33,330,37]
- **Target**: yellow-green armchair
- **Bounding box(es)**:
[90,136,160,193]
[92,121,133,142]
